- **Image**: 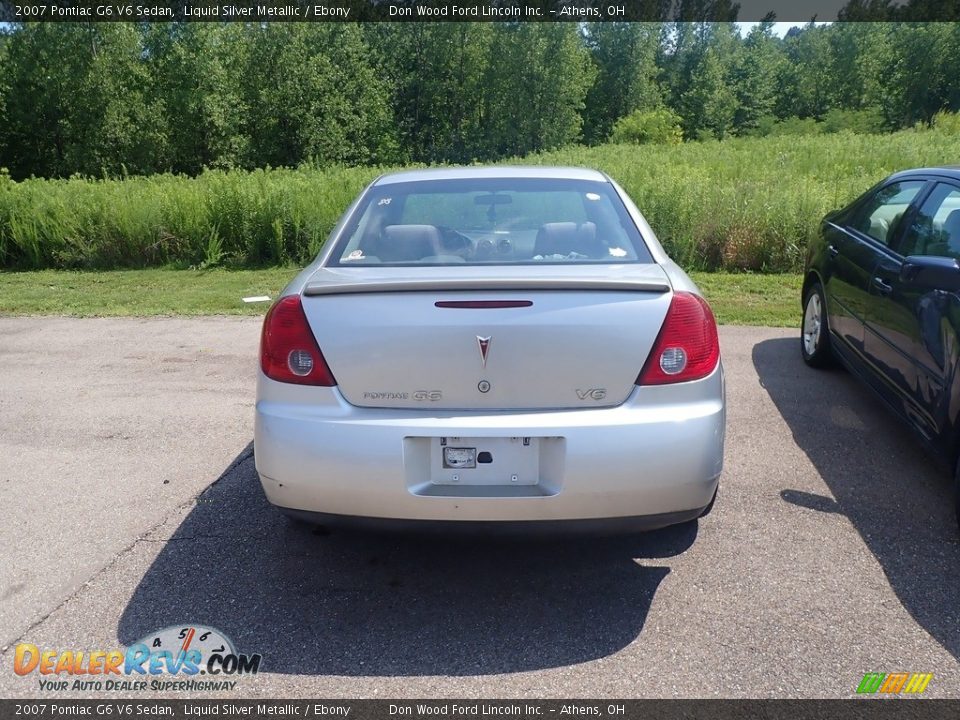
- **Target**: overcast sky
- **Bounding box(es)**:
[736,21,832,37]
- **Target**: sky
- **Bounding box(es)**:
[0,21,831,37]
[736,21,832,37]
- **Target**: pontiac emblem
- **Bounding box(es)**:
[476,336,491,368]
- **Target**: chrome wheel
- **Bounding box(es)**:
[803,292,822,357]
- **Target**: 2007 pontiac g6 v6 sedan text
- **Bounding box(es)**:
[254,167,725,533]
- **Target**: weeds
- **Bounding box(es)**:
[3,128,960,272]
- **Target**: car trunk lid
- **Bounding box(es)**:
[300,265,673,410]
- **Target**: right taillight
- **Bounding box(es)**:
[260,295,337,386]
[637,292,720,385]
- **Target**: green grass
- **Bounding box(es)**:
[3,127,960,272]
[534,129,960,272]
[0,268,296,317]
[690,272,801,326]
[0,268,801,326]
[0,165,381,271]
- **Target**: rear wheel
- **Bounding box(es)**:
[954,460,960,536]
[801,281,833,368]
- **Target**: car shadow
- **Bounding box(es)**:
[753,337,960,659]
[118,443,696,676]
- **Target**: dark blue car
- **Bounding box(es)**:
[801,167,960,531]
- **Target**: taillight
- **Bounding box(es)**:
[260,296,337,386]
[637,292,720,385]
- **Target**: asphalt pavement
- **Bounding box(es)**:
[1,318,958,698]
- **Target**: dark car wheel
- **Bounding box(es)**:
[955,460,960,536]
[801,281,833,368]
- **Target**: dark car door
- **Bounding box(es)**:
[826,180,926,362]
[874,181,960,440]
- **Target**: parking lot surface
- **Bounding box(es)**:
[1,318,958,698]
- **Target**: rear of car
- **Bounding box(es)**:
[254,168,725,532]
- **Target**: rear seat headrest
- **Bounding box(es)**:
[534,222,599,257]
[379,225,443,262]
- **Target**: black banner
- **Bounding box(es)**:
[1,0,959,23]
[0,700,953,720]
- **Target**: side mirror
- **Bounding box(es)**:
[901,255,960,291]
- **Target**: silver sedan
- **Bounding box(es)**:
[255,167,725,533]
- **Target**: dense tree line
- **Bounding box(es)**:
[1,21,959,180]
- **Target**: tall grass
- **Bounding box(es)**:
[0,165,381,270]
[532,128,960,271]
[2,128,960,272]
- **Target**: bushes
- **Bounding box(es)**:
[821,107,887,134]
[529,125,960,271]
[767,117,822,136]
[609,109,683,146]
[932,110,960,133]
[749,108,887,138]
[0,166,380,269]
[4,125,960,272]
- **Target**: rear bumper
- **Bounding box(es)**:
[254,365,725,525]
[278,507,710,535]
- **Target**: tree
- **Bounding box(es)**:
[0,28,9,169]
[67,24,168,176]
[242,24,397,168]
[5,19,960,180]
[776,23,835,119]
[1,24,87,177]
[0,23,166,178]
[363,23,491,163]
[883,24,954,125]
[141,23,250,174]
[731,21,784,134]
[481,24,595,157]
[581,22,662,144]
[676,23,740,139]
[610,108,683,144]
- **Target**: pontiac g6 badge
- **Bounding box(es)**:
[477,336,491,367]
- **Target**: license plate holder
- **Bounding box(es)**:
[443,447,477,469]
[430,436,539,486]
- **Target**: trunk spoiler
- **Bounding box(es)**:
[303,278,670,296]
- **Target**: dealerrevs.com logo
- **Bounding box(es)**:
[856,672,933,695]
[13,625,261,692]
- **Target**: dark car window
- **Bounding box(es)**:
[849,181,925,246]
[898,183,960,259]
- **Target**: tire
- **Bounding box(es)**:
[954,460,960,537]
[801,281,833,368]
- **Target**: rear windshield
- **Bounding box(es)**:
[330,178,652,266]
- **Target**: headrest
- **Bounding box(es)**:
[379,225,442,262]
[942,210,960,254]
[534,222,599,258]
[944,209,960,238]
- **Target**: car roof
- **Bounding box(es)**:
[373,166,610,185]
[888,166,960,182]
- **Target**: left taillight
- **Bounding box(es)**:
[636,291,720,386]
[260,295,337,386]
